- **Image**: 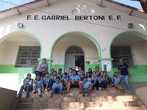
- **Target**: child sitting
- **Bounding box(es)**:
[79,77,84,93]
[93,73,100,90]
[33,76,44,97]
[62,72,70,93]
[112,73,120,87]
[51,77,63,95]
[18,73,33,98]
[99,74,108,89]
[83,76,92,96]
[48,75,55,90]
[70,71,81,88]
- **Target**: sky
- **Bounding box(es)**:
[0,0,35,11]
[113,0,143,10]
[0,0,143,11]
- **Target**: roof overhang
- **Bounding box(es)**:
[0,0,50,19]
[0,0,147,20]
[104,0,147,20]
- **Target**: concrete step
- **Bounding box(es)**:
[20,95,49,101]
[63,104,142,110]
[16,103,33,109]
[84,107,142,110]
[17,97,62,108]
[16,103,49,109]
[62,97,142,110]
[16,109,61,110]
[15,88,144,110]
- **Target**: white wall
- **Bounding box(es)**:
[52,35,98,65]
[0,0,147,60]
[132,43,147,65]
[0,41,18,65]
[0,41,40,65]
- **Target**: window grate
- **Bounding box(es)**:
[16,46,40,67]
[111,46,133,67]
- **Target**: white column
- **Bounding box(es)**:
[99,58,113,76]
[47,58,53,73]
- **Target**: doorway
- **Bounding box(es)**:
[65,46,84,71]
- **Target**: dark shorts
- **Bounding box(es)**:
[71,81,79,88]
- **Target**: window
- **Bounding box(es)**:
[111,46,133,67]
[16,46,40,67]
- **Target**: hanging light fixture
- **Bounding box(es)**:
[72,4,82,15]
[72,7,81,15]
[71,2,96,15]
[81,4,87,9]
[138,24,146,31]
[91,9,96,14]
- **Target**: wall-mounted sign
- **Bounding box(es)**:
[26,14,121,21]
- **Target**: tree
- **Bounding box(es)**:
[137,0,147,13]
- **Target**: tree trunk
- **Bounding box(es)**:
[139,0,147,13]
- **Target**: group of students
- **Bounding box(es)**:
[17,58,129,98]
[17,69,112,98]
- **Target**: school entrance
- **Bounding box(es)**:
[65,46,85,71]
[51,32,99,72]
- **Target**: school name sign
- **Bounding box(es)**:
[26,15,121,21]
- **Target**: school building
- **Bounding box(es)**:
[0,0,147,90]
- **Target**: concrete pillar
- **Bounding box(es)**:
[47,58,53,73]
[99,58,113,76]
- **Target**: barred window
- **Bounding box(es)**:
[111,46,133,67]
[16,46,40,67]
